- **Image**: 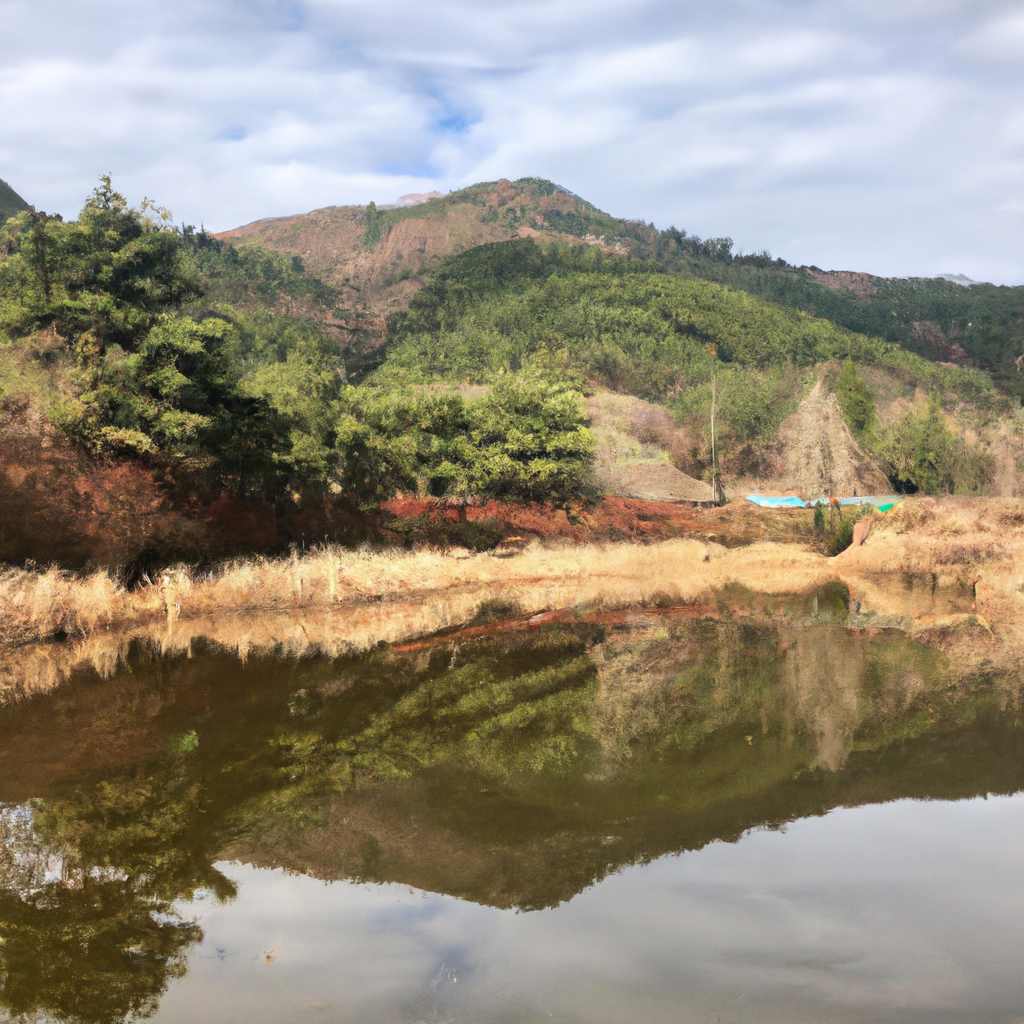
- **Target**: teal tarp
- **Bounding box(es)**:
[809,495,904,508]
[746,494,905,511]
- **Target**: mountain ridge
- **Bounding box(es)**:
[216,176,1024,395]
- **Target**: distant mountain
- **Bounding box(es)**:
[0,179,31,223]
[218,177,1024,396]
[937,273,987,287]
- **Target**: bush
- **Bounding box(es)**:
[877,396,991,494]
[834,358,876,439]
[334,377,595,508]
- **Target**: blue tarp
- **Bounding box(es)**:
[745,495,905,512]
[746,494,905,510]
[745,495,808,508]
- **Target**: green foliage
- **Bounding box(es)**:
[183,231,336,313]
[835,358,877,439]
[334,376,595,507]
[654,237,1024,401]
[813,502,869,555]
[0,178,30,225]
[0,178,303,493]
[75,314,284,480]
[362,201,383,249]
[357,178,634,253]
[383,239,977,401]
[377,238,1006,489]
[877,395,991,494]
[0,177,201,352]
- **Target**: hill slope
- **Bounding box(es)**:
[216,178,649,315]
[219,177,1024,395]
[0,179,30,223]
[365,238,1022,498]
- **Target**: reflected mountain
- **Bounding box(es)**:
[1,613,1022,1021]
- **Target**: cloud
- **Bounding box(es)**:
[0,0,1022,281]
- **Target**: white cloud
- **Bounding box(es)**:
[0,0,1022,280]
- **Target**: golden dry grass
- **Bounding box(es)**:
[0,536,836,696]
[5,495,1024,703]
[834,496,1024,668]
[0,536,837,643]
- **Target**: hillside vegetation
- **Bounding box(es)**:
[220,176,1024,398]
[0,181,598,568]
[0,180,29,224]
[370,239,1008,492]
[2,175,1023,572]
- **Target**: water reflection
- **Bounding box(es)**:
[0,614,1022,1022]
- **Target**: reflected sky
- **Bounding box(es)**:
[3,616,1024,1023]
[156,794,1024,1024]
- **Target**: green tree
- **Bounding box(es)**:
[835,358,876,439]
[878,395,989,494]
[466,376,595,504]
[0,178,289,490]
[332,378,594,508]
[0,176,200,353]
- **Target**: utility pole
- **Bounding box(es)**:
[710,371,723,505]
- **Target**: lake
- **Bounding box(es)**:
[1,610,1022,1023]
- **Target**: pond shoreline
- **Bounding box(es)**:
[2,495,1023,700]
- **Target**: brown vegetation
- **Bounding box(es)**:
[0,536,833,651]
[801,267,879,299]
[215,179,623,316]
[585,392,712,502]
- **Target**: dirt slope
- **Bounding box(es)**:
[586,392,713,502]
[774,379,891,497]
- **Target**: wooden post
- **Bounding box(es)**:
[711,371,723,505]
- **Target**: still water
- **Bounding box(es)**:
[1,611,1023,1023]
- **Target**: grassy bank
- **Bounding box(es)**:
[0,537,834,651]
[3,496,1024,707]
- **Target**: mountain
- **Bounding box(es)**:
[216,177,652,315]
[0,174,1022,574]
[219,177,1024,398]
[0,179,30,223]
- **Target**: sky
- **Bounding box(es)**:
[1,0,1023,283]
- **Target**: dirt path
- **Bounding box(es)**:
[775,379,890,496]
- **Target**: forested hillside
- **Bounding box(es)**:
[2,175,1023,572]
[0,181,596,568]
[652,241,1024,400]
[220,176,1024,397]
[0,180,29,224]
[368,239,1010,495]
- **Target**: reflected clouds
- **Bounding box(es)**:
[157,796,1024,1023]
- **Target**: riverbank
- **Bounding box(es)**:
[2,496,1023,703]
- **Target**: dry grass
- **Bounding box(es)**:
[0,536,836,644]
[834,496,1024,669]
[0,536,836,695]
[585,391,712,502]
[6,495,1024,702]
